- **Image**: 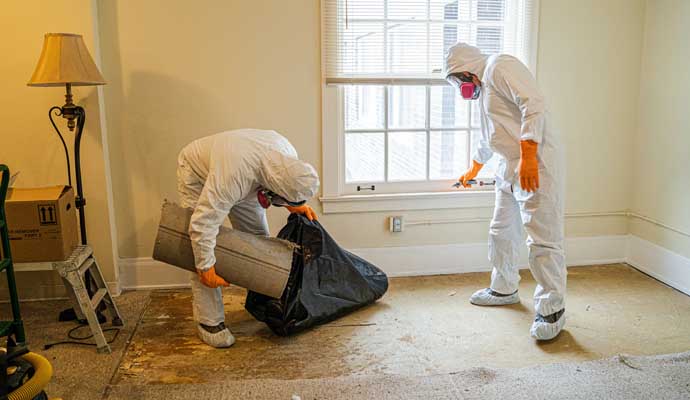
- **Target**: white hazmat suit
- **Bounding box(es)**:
[445,44,566,340]
[177,129,319,345]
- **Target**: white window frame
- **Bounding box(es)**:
[320,0,541,214]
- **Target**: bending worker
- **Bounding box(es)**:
[177,129,319,348]
[445,43,566,340]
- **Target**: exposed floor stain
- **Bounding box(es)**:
[112,264,690,386]
[398,334,415,343]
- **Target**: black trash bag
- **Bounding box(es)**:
[245,214,388,336]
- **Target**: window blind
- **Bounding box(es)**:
[322,0,538,85]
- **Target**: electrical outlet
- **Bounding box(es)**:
[390,216,403,232]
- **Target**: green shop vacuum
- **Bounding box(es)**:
[0,165,54,400]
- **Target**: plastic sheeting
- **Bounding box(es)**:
[245,214,388,336]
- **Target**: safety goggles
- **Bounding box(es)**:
[257,188,306,209]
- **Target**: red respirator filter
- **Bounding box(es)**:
[460,82,478,100]
[257,190,271,209]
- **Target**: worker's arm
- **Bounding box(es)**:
[493,56,544,192]
[458,161,484,188]
[492,56,546,144]
[189,174,234,272]
[189,156,248,273]
[460,99,492,188]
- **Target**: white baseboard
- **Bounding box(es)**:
[119,235,628,289]
[626,235,690,296]
[119,258,192,291]
[108,281,122,297]
[118,234,690,296]
[351,235,628,277]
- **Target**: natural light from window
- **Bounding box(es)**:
[323,0,536,196]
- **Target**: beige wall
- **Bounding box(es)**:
[3,0,686,294]
[98,0,642,259]
[5,0,686,293]
[538,0,645,214]
[0,1,119,295]
[97,0,323,256]
[631,0,690,258]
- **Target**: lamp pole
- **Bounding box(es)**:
[28,33,107,323]
[48,83,88,244]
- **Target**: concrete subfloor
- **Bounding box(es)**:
[2,263,690,399]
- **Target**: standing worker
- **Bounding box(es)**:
[445,43,566,340]
[177,129,319,348]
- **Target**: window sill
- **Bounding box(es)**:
[320,190,495,214]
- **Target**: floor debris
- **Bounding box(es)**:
[322,323,377,328]
[618,355,642,371]
[109,264,690,385]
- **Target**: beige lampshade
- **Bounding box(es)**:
[27,33,105,87]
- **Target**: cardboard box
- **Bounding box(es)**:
[4,186,78,263]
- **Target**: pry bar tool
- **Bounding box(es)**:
[452,179,496,188]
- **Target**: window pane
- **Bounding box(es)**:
[430,131,468,180]
[344,0,384,19]
[477,0,505,21]
[430,86,469,128]
[345,132,385,182]
[387,23,429,74]
[430,0,471,21]
[471,101,481,128]
[388,131,427,181]
[475,26,504,54]
[388,86,427,129]
[345,85,385,130]
[388,0,428,20]
[340,22,384,74]
[429,23,471,73]
[326,0,534,78]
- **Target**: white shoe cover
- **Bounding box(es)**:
[197,325,236,348]
[469,288,520,306]
[530,313,566,341]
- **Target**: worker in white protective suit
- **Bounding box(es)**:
[177,129,319,348]
[445,43,566,340]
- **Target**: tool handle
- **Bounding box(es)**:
[452,179,495,188]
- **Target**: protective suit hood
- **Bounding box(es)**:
[444,43,490,80]
[258,150,319,203]
[178,129,321,272]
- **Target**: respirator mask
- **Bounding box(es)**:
[257,188,306,209]
[447,72,481,100]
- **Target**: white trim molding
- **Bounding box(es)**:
[119,257,192,291]
[321,190,495,214]
[627,235,690,296]
[118,234,690,298]
[119,235,628,289]
[351,235,628,277]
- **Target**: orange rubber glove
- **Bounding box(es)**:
[197,265,230,288]
[518,140,539,192]
[458,160,484,188]
[285,204,318,221]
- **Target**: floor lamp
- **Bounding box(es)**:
[27,33,106,321]
[27,32,105,246]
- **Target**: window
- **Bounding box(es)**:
[322,0,539,205]
[343,85,490,192]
